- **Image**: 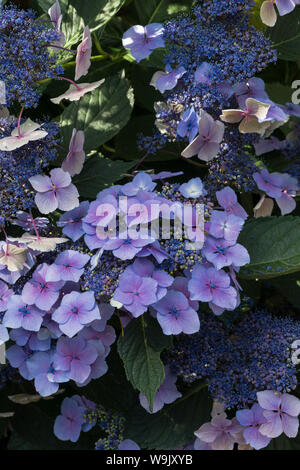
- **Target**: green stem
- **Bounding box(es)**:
[271,33,300,49]
[93,33,106,55]
[170,381,208,407]
[102,143,116,153]
[62,54,108,70]
[37,53,124,86]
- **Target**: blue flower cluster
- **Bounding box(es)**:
[137,2,279,191]
[193,0,255,18]
[165,309,300,409]
[0,6,63,108]
[53,394,128,449]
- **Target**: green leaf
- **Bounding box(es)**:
[266,432,300,450]
[265,82,293,105]
[144,313,173,352]
[239,216,300,279]
[38,0,126,37]
[270,8,300,61]
[115,114,179,162]
[60,75,134,153]
[134,0,169,24]
[73,154,134,198]
[125,385,211,449]
[271,276,300,308]
[69,0,126,34]
[134,0,193,24]
[118,316,165,410]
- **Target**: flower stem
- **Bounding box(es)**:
[2,228,9,256]
[59,76,81,91]
[30,212,40,240]
[170,381,208,407]
[17,105,25,138]
[45,44,77,54]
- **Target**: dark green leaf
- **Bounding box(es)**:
[38,0,126,36]
[270,8,300,61]
[134,0,169,24]
[239,216,300,279]
[73,154,134,198]
[60,75,134,153]
[118,316,165,410]
[125,385,211,449]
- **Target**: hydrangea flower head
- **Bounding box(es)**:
[0,5,63,107]
[29,168,79,214]
[53,336,98,383]
[122,23,165,62]
[47,250,90,282]
[188,265,237,310]
[3,295,44,332]
[179,177,206,199]
[181,111,224,162]
[236,403,271,450]
[177,107,200,142]
[151,65,186,93]
[153,289,200,335]
[57,201,89,241]
[22,263,64,310]
[54,396,85,442]
[52,291,100,337]
[257,391,300,438]
[113,270,158,317]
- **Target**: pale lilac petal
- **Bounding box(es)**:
[281,414,299,438]
[259,412,283,438]
[257,391,281,411]
[35,191,58,214]
[281,394,300,417]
